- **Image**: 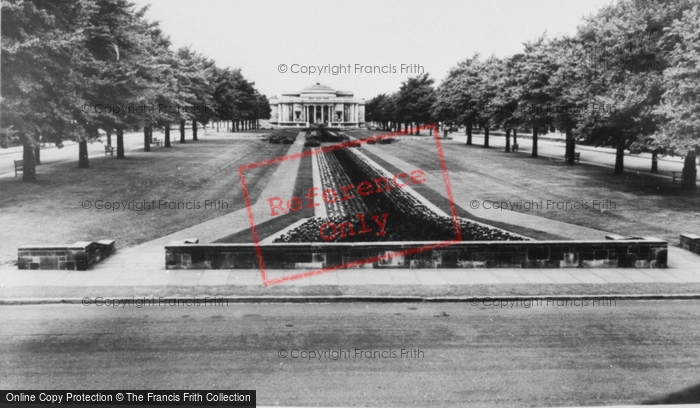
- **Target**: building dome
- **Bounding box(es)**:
[301,83,335,92]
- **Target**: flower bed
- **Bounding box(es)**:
[274,148,527,243]
[314,148,369,219]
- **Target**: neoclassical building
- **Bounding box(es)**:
[269,83,365,128]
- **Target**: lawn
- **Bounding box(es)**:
[348,130,700,245]
[214,144,316,243]
[0,133,293,265]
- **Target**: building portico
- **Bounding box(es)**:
[270,83,365,128]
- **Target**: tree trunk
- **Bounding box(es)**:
[505,129,511,152]
[165,123,171,147]
[532,127,538,158]
[34,144,41,165]
[651,152,658,173]
[78,139,89,168]
[681,151,697,191]
[466,122,473,145]
[106,131,112,147]
[614,138,625,174]
[513,129,518,146]
[192,121,198,141]
[117,128,125,159]
[484,126,490,148]
[21,135,37,181]
[180,120,186,143]
[144,126,150,152]
[565,126,576,164]
[217,121,219,132]
[415,122,419,135]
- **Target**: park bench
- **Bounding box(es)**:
[104,145,115,156]
[565,152,581,163]
[14,160,23,177]
[512,143,519,152]
[152,137,162,146]
[672,171,682,184]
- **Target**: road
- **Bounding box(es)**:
[1,301,699,407]
[0,128,201,178]
[454,133,699,181]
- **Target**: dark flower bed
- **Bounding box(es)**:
[264,129,299,144]
[273,148,526,243]
[273,214,525,243]
[305,125,350,143]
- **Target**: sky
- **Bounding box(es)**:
[131,0,614,100]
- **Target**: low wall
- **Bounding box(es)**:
[165,238,667,270]
[680,234,700,255]
[18,240,115,270]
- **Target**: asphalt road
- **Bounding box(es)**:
[455,133,699,181]
[0,128,206,178]
[1,301,699,407]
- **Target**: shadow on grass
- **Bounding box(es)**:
[643,382,700,404]
[214,145,315,243]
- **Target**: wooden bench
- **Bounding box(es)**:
[565,152,581,163]
[152,137,162,147]
[512,143,519,152]
[672,171,682,184]
[14,160,23,177]
[104,145,115,156]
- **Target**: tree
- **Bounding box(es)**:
[366,94,392,130]
[572,0,692,174]
[394,73,436,135]
[436,55,482,145]
[472,56,503,148]
[490,54,526,152]
[653,4,700,190]
[515,36,556,158]
[2,0,88,180]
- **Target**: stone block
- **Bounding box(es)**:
[527,247,549,260]
[377,251,406,267]
[635,260,650,268]
[473,252,494,262]
[582,259,606,267]
[40,256,58,270]
[680,234,700,254]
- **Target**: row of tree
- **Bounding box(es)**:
[2,0,271,181]
[365,0,699,190]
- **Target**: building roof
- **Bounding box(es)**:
[302,83,335,92]
[277,83,360,101]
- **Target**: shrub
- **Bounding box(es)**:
[304,140,321,147]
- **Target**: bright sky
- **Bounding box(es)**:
[131,0,614,100]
